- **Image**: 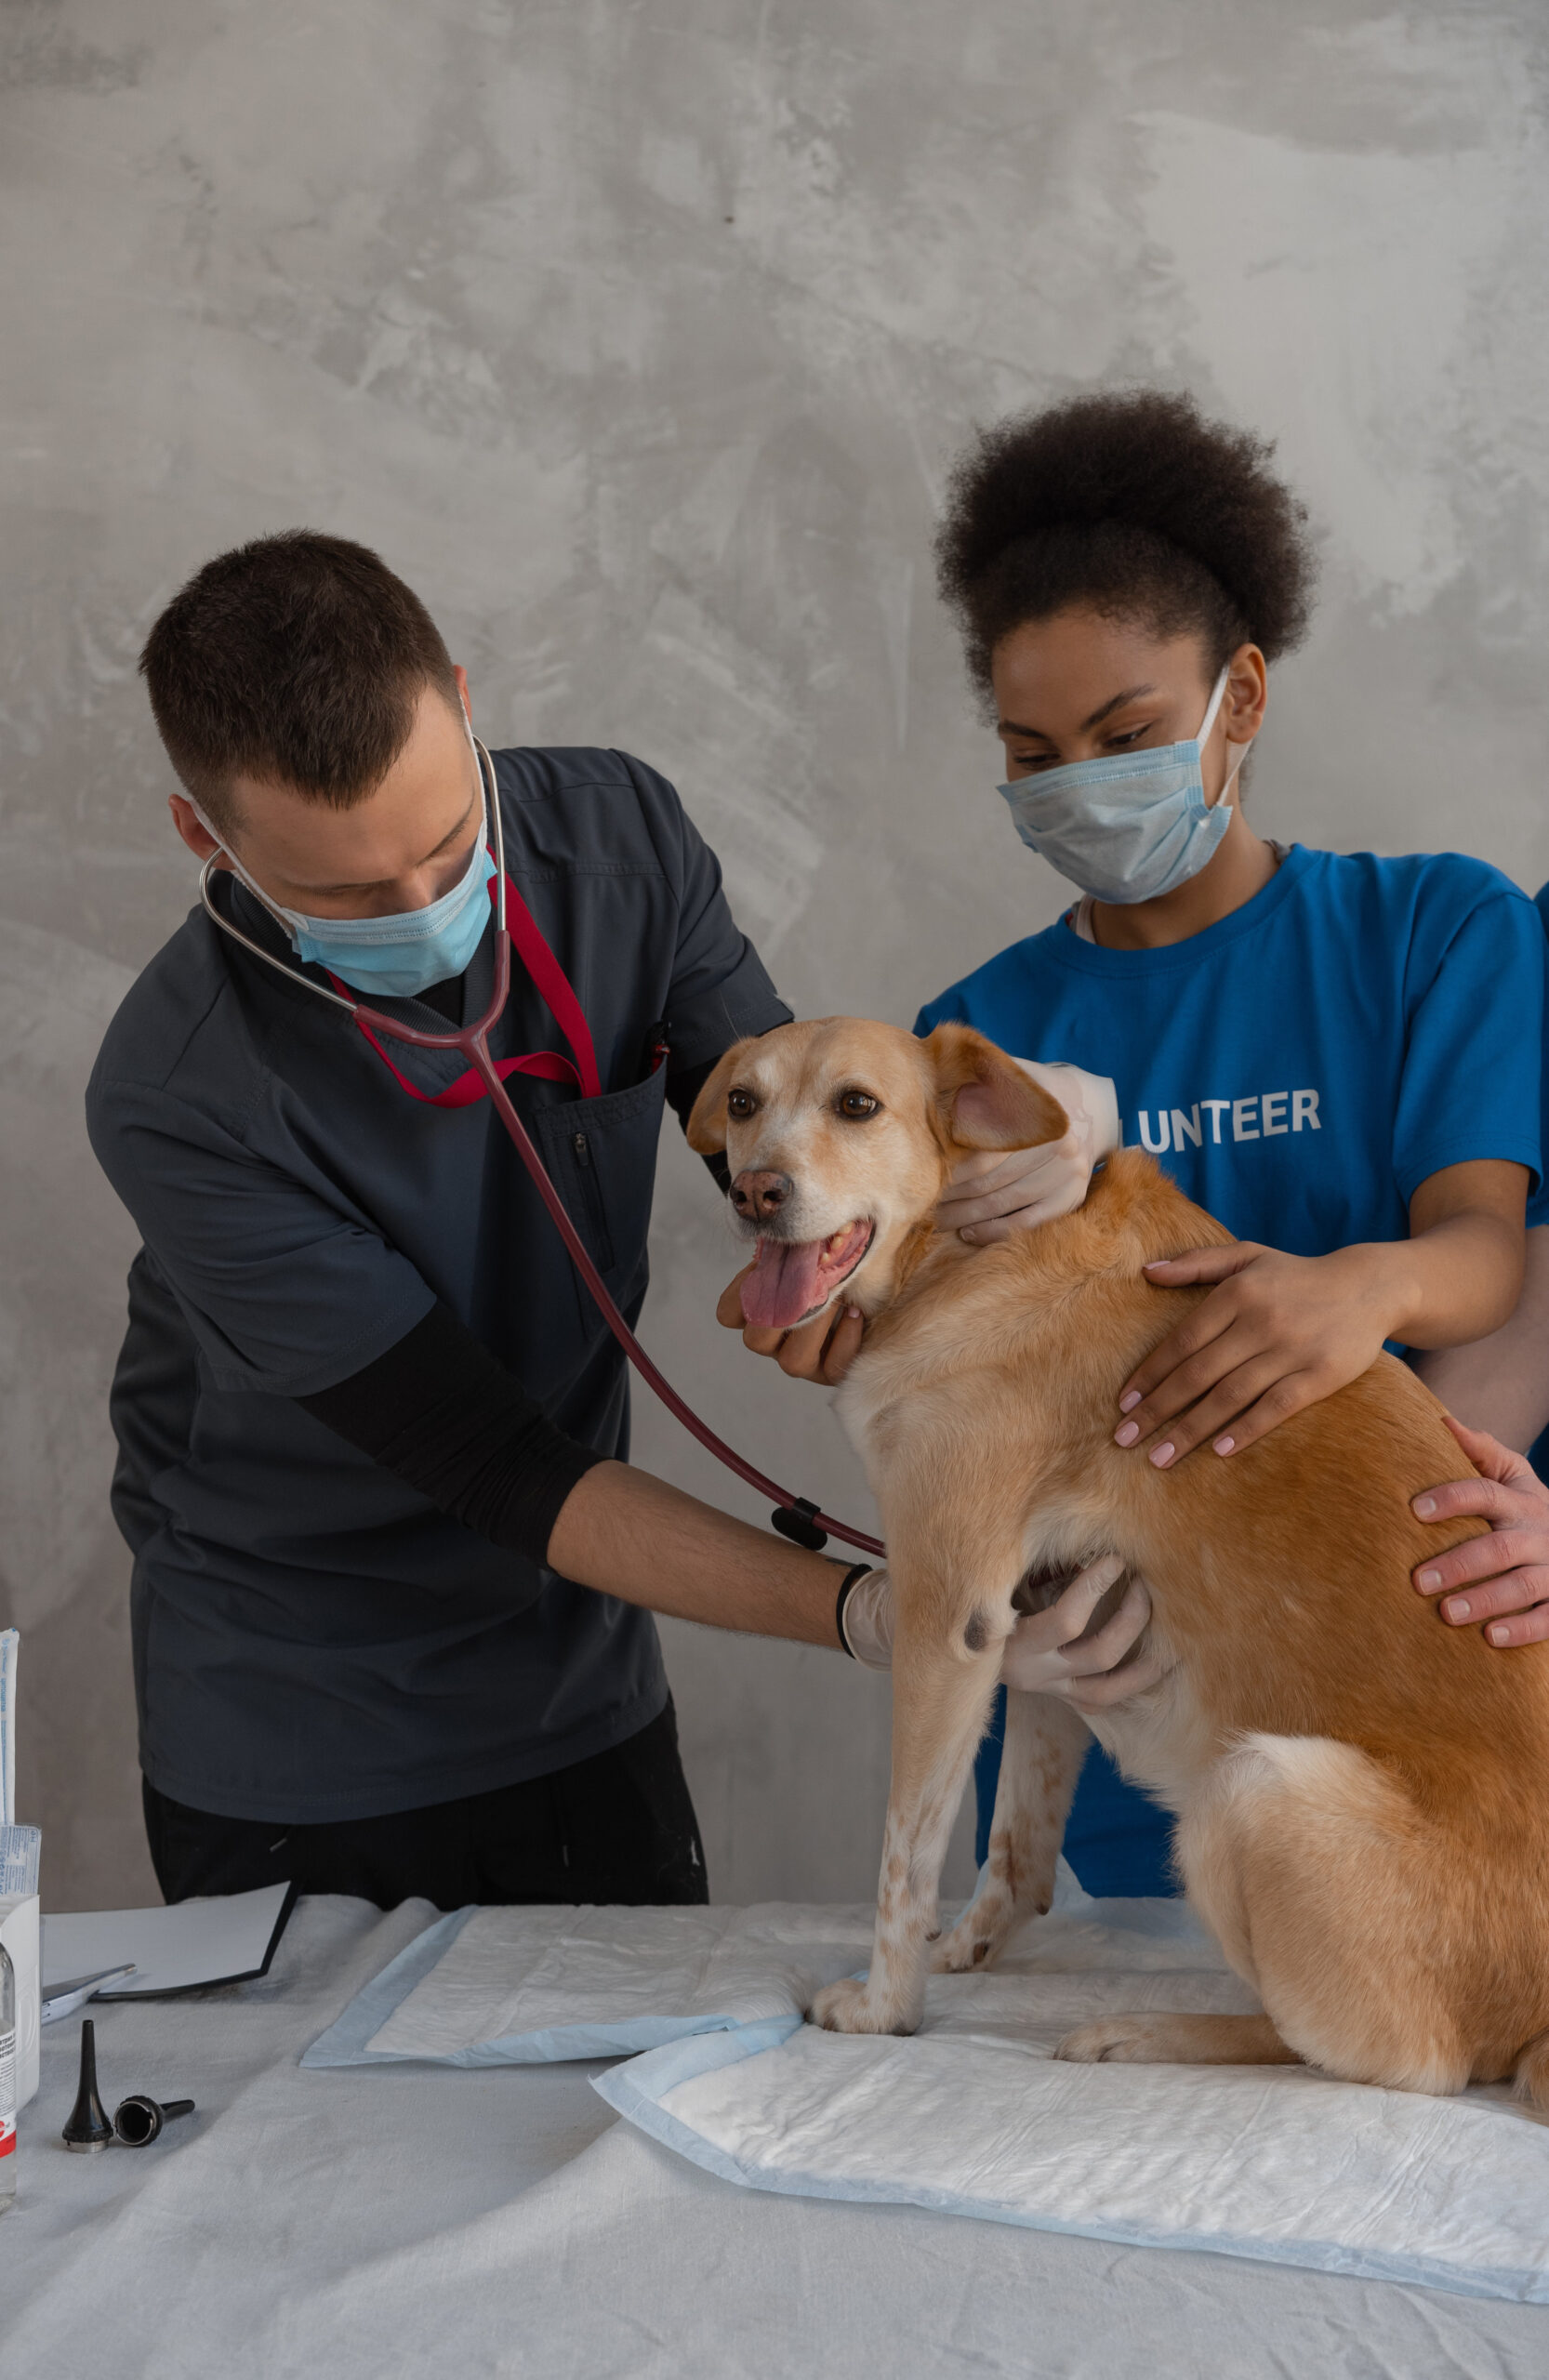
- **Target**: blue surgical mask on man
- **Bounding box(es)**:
[996,666,1250,906]
[192,731,496,998]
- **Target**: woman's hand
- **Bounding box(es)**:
[1113,1242,1397,1468]
[716,1267,864,1384]
[841,1554,1169,1712]
[935,1060,1119,1245]
[1115,1163,1527,1469]
[1411,1416,1549,1647]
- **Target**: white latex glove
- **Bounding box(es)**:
[839,1554,1167,1712]
[838,1567,896,1668]
[936,1059,1119,1244]
[1000,1554,1170,1711]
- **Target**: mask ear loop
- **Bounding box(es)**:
[1195,665,1250,814]
[188,797,305,943]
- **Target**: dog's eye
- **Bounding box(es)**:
[837,1090,880,1121]
[725,1087,759,1119]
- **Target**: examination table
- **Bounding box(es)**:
[2,1895,1543,2380]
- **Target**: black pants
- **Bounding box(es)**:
[142,1699,708,1911]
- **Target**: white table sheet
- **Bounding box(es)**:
[3,1896,1547,2379]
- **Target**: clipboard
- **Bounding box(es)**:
[42,1881,298,2000]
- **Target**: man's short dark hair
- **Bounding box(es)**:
[139,530,461,833]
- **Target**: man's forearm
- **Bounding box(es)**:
[546,1459,857,1646]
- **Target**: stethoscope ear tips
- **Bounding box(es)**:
[113,2093,195,2148]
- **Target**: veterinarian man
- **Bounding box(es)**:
[87,531,1144,1914]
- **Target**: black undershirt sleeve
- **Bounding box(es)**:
[296,1302,606,1568]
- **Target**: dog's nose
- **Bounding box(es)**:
[730,1169,793,1222]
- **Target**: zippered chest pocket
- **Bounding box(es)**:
[528,1068,670,1337]
[561,1124,616,1274]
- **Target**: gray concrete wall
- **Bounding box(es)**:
[4,0,1547,1910]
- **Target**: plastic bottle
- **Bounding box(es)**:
[0,1940,16,2211]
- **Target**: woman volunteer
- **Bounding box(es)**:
[749,390,1548,1897]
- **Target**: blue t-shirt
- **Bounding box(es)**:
[1531,883,1549,1234]
[918,845,1542,1261]
[1525,884,1549,1480]
[919,845,1544,1896]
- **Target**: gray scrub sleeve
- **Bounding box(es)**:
[86,1079,437,1398]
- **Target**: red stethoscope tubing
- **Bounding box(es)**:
[201,743,883,1560]
[350,941,884,1557]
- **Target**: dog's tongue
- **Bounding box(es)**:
[738,1223,871,1330]
[739,1239,830,1332]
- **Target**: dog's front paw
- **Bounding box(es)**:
[1055,2016,1170,2065]
[809,1977,919,2036]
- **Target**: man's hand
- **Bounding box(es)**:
[841,1554,1169,1712]
[1113,1242,1396,1468]
[935,1060,1119,1245]
[716,1266,865,1384]
[1411,1416,1549,1648]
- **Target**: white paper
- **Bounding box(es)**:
[42,1882,291,1997]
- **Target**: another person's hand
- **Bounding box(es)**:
[1001,1555,1171,1711]
[841,1554,1168,1712]
[1112,1241,1396,1469]
[716,1266,864,1384]
[1411,1415,1549,1647]
[934,1060,1119,1245]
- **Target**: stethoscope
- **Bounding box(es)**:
[199,739,883,1558]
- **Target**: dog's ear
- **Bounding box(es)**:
[685,1038,758,1154]
[923,1024,1069,1153]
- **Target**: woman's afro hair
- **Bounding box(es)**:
[934,390,1316,696]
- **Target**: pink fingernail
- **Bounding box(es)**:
[1444,1597,1470,1620]
[1149,1443,1175,1469]
[1212,1435,1234,1456]
[1114,1421,1140,1448]
[1417,1569,1441,1590]
[1414,1496,1436,1518]
[1489,1623,1511,1645]
[1119,1390,1142,1413]
[847,1305,862,1320]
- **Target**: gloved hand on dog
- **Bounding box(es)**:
[934,1058,1120,1246]
[840,1554,1168,1711]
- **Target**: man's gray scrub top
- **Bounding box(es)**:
[86,747,789,1825]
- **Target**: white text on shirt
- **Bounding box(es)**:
[1128,1091,1322,1155]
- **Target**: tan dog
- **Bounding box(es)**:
[688,1016,1549,2101]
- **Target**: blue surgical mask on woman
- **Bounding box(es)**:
[997,665,1249,906]
[192,733,496,998]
